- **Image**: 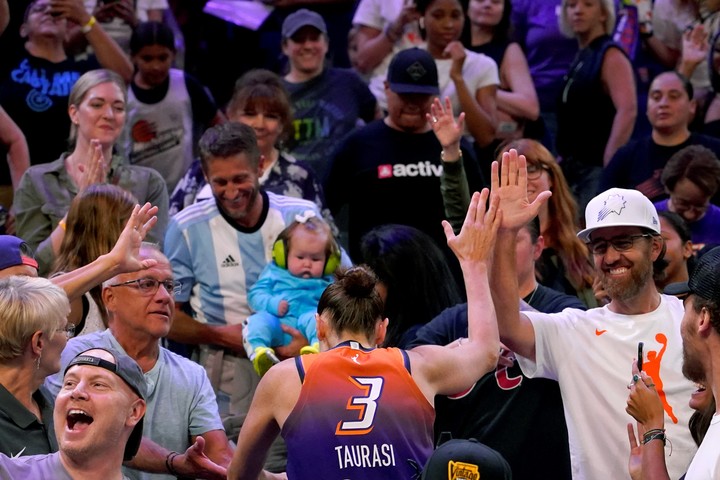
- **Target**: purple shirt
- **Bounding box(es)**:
[655,199,720,247]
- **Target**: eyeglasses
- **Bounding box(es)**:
[587,234,654,255]
[526,163,549,180]
[109,278,181,296]
[671,196,709,215]
[57,323,75,339]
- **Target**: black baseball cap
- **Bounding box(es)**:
[65,348,147,461]
[421,438,512,480]
[664,246,720,300]
[387,48,440,96]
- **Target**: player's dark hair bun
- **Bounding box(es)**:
[336,265,377,298]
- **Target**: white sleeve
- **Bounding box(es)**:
[352,0,385,30]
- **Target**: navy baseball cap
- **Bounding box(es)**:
[387,48,440,96]
[0,235,38,271]
[282,9,327,39]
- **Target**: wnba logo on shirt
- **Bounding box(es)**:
[377,162,443,179]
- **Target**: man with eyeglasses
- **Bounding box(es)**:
[45,243,232,480]
[490,152,698,480]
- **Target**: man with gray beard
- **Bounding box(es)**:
[488,150,698,480]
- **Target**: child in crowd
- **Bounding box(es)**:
[121,21,224,193]
[245,211,340,376]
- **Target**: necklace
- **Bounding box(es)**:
[525,284,539,307]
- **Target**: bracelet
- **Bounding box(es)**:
[81,15,96,34]
[383,23,401,44]
[58,219,66,232]
[642,429,666,446]
[441,149,463,162]
[165,451,180,476]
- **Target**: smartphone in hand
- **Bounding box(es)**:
[637,341,644,371]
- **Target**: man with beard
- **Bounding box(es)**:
[488,151,698,480]
[163,122,334,472]
[665,246,720,478]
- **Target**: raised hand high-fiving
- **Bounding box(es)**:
[491,149,551,231]
[442,188,500,266]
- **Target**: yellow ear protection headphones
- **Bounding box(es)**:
[272,212,341,276]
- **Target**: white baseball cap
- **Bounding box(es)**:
[577,188,660,242]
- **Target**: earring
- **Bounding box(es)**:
[419,17,425,29]
[35,354,41,370]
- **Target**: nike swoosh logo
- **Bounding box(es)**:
[11,447,26,458]
[596,329,607,336]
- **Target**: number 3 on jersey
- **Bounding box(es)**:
[335,376,384,436]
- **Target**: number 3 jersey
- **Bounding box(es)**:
[282,341,434,479]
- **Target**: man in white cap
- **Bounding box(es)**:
[488,150,698,479]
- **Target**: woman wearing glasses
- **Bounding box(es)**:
[430,97,596,306]
[0,276,72,457]
[654,145,720,249]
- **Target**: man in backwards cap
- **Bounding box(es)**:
[662,247,720,477]
[0,347,147,478]
[489,153,698,480]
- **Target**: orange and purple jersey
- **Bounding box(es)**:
[282,341,434,479]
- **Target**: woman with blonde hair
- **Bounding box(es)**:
[0,276,71,456]
[14,69,168,276]
[555,0,636,213]
[52,184,137,335]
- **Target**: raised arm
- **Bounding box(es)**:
[53,0,133,82]
[489,149,551,360]
[50,203,158,302]
[410,188,500,397]
[429,97,470,233]
[352,0,419,75]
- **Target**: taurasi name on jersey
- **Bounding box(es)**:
[335,443,396,469]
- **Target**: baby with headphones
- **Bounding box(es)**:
[245,210,341,376]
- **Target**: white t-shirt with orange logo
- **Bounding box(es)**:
[518,294,697,480]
